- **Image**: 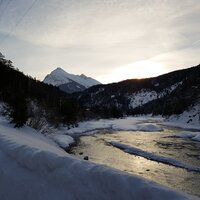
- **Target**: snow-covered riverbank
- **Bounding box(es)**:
[0,115,199,200]
[50,115,200,149]
[54,116,164,135]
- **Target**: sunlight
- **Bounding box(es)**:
[110,60,167,82]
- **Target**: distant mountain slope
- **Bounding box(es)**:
[74,64,200,118]
[43,68,101,93]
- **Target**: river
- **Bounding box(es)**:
[70,127,200,197]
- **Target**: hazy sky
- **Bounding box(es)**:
[0,0,200,83]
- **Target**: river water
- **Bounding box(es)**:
[70,127,200,197]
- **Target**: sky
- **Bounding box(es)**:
[0,0,200,84]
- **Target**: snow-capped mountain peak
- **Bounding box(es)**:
[80,74,87,79]
[43,67,101,93]
[44,68,71,86]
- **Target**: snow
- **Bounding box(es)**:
[43,67,101,88]
[50,134,75,149]
[129,89,158,109]
[193,135,200,142]
[109,141,200,173]
[94,88,105,95]
[112,123,163,132]
[173,131,200,142]
[111,95,115,98]
[163,104,200,130]
[170,82,182,91]
[174,132,197,139]
[0,115,198,200]
[136,123,163,132]
[129,82,182,109]
[55,117,164,136]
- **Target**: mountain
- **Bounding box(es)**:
[1,52,199,127]
[43,67,101,93]
[0,53,81,128]
[73,64,200,119]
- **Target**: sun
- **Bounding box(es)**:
[111,60,167,82]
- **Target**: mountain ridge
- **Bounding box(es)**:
[0,51,199,128]
[43,67,101,93]
[73,64,200,119]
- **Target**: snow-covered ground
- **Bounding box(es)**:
[128,82,182,109]
[129,89,158,109]
[0,115,199,200]
[53,111,200,139]
[173,131,200,142]
[55,116,164,137]
[109,141,200,173]
[50,134,75,149]
[164,104,200,130]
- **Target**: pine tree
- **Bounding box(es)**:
[9,93,28,128]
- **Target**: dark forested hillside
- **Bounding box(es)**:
[132,73,200,115]
[0,53,79,127]
[74,64,200,118]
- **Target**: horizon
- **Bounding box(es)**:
[8,62,200,85]
[43,63,200,84]
[0,0,200,84]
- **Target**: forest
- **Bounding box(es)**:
[0,52,80,128]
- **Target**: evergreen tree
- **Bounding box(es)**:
[8,93,28,128]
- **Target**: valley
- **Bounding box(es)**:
[0,1,199,199]
[0,53,199,200]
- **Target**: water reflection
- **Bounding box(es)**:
[70,130,200,197]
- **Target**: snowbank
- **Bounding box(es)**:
[193,135,200,142]
[0,116,198,200]
[164,105,200,130]
[136,123,163,132]
[109,141,200,173]
[173,131,200,142]
[56,117,164,136]
[50,134,75,149]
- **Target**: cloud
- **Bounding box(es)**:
[2,0,198,48]
[0,0,199,83]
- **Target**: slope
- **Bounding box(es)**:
[74,64,200,118]
[43,67,101,93]
[0,53,80,128]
